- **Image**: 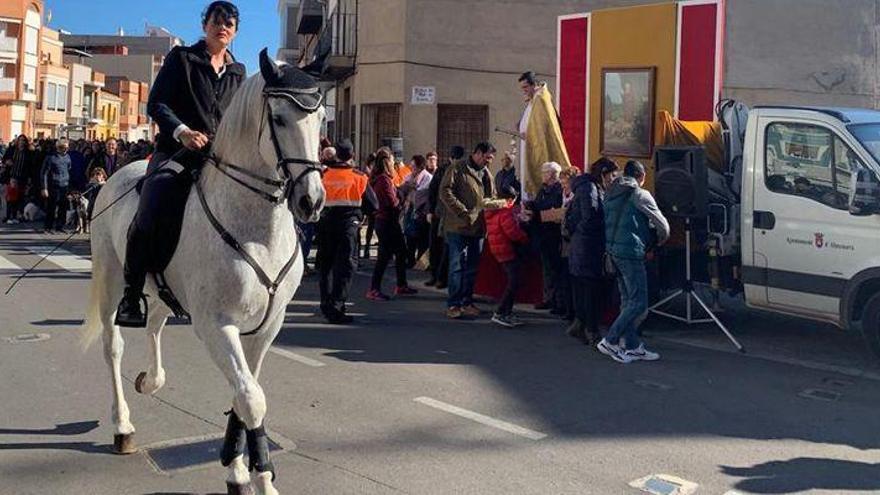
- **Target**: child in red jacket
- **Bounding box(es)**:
[485,194,529,327]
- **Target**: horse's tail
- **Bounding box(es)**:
[80,267,104,351]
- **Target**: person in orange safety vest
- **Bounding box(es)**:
[316,139,377,324]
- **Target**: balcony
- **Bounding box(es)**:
[0,36,18,62]
[324,5,357,79]
[296,0,323,35]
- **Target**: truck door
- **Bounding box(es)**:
[751,117,867,322]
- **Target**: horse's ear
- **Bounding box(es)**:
[259,48,282,86]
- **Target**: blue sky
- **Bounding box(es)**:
[45,0,280,75]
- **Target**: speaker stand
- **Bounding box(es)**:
[649,218,745,353]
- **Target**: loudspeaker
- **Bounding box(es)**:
[654,146,708,218]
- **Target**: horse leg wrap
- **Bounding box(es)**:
[246,426,276,481]
[220,409,247,467]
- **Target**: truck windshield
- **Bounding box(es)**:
[850,124,880,164]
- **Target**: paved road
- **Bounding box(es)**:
[1,224,879,495]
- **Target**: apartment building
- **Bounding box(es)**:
[96,88,121,140]
[61,31,180,86]
[0,0,43,143]
[34,27,70,138]
[106,76,149,141]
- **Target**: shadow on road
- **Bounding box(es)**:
[0,420,99,436]
[721,457,880,493]
[274,272,880,454]
[0,441,112,455]
[30,318,85,327]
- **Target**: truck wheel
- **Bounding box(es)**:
[860,293,880,359]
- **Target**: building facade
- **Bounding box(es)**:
[106,76,149,141]
[554,0,880,171]
[286,0,880,163]
[285,0,613,160]
[60,31,180,87]
[96,85,120,140]
[0,0,43,143]
[34,27,70,138]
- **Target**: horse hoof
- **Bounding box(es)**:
[134,372,147,394]
[113,433,137,455]
[226,482,255,495]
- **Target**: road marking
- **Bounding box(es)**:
[798,388,841,402]
[629,474,698,495]
[289,300,353,307]
[655,336,880,382]
[0,254,20,272]
[413,396,547,441]
[26,246,92,272]
[269,347,326,367]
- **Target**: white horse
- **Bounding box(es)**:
[81,50,325,495]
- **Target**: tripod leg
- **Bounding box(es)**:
[691,292,746,353]
[649,289,684,312]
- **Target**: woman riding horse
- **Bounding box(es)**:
[117,1,246,327]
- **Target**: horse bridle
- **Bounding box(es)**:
[206,87,325,204]
[193,87,325,337]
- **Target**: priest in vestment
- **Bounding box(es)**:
[517,71,572,200]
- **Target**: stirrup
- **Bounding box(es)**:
[114,294,148,328]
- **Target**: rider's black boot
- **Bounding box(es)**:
[115,287,147,328]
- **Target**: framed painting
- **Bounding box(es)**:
[600,67,656,157]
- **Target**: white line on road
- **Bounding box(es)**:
[269,347,326,367]
[414,396,547,441]
[0,254,20,272]
[26,246,92,272]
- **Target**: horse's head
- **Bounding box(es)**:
[257,49,325,223]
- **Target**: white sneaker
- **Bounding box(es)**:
[507,314,525,327]
[491,313,516,328]
[625,344,660,362]
[597,338,632,364]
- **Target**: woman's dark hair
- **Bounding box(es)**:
[518,71,537,86]
[202,1,240,30]
[412,154,427,171]
[372,147,395,179]
[589,157,619,180]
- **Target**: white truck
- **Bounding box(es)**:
[680,104,880,356]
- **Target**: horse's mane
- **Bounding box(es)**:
[212,72,266,162]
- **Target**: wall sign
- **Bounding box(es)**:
[411,86,436,105]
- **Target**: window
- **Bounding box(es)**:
[22,65,36,94]
[46,82,57,110]
[437,105,489,163]
[56,84,67,112]
[73,85,82,106]
[25,26,38,55]
[360,104,401,158]
[765,122,863,210]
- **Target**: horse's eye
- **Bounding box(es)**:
[273,115,286,127]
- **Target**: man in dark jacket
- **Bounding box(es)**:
[597,160,669,363]
[40,139,72,233]
[440,142,506,319]
[87,138,124,177]
[116,1,246,327]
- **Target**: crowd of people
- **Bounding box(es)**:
[309,133,669,365]
[0,135,153,232]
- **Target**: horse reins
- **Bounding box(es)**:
[193,88,324,336]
